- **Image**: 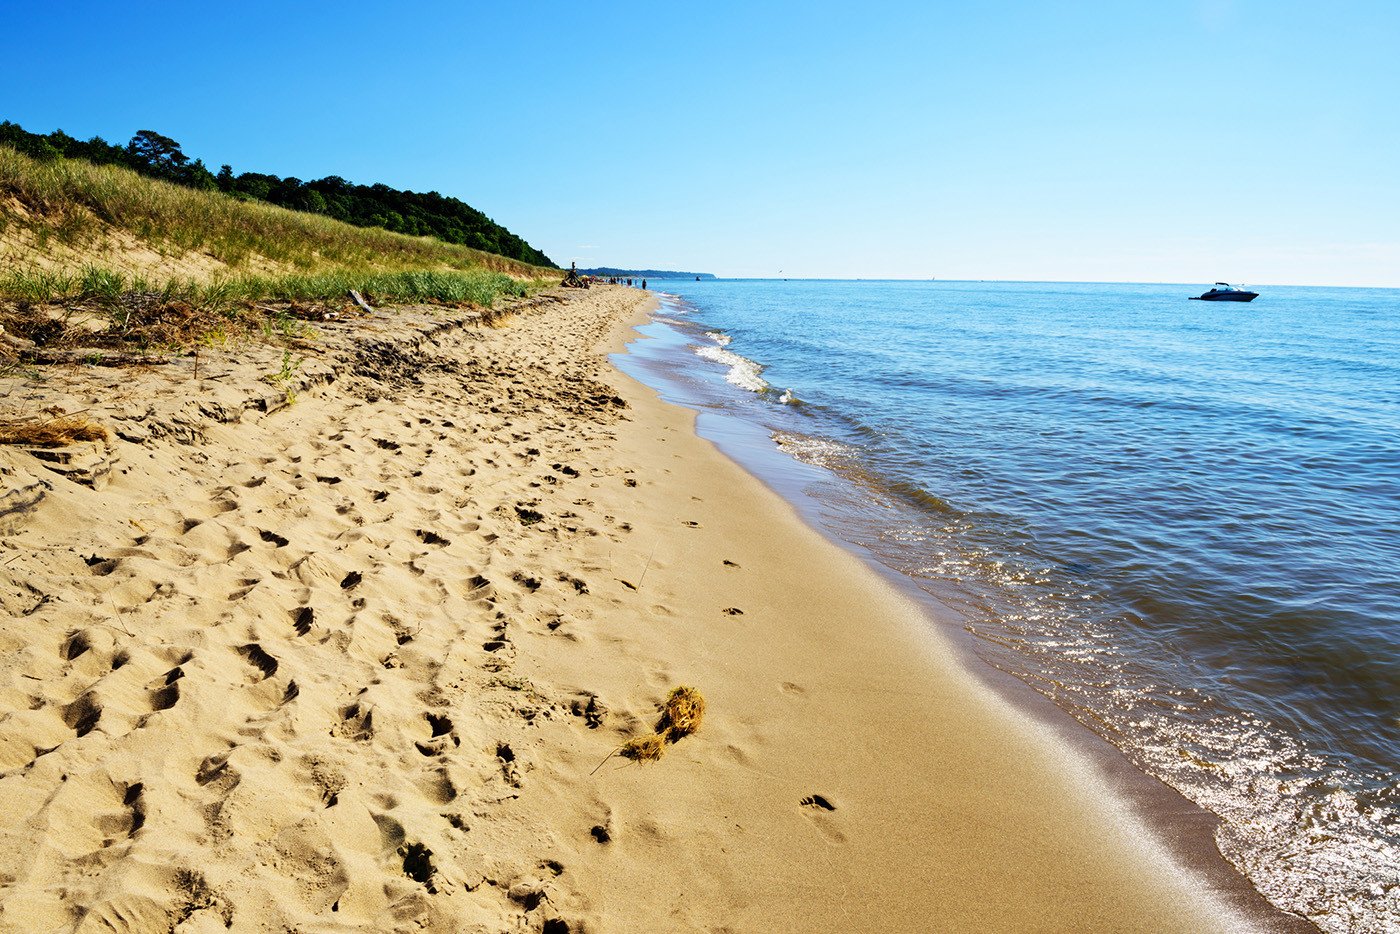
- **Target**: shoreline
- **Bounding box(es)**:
[0,286,1307,931]
[614,291,1318,933]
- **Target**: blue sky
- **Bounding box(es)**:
[4,1,1398,285]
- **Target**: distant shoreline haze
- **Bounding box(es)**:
[580,268,716,279]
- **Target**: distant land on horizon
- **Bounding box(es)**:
[581,268,715,280]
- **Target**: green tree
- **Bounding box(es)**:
[126,130,190,179]
[298,189,328,213]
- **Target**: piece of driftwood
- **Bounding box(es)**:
[348,290,375,313]
[1,328,36,352]
[560,263,589,289]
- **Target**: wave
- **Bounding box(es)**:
[693,331,798,403]
[695,344,769,392]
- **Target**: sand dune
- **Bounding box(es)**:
[0,287,1307,932]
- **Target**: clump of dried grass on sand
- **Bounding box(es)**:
[657,685,705,739]
[608,685,707,767]
[0,415,109,447]
[618,734,666,763]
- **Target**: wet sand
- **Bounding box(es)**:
[0,286,1305,931]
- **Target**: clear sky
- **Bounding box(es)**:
[4,1,1398,285]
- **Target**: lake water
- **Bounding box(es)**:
[616,279,1400,933]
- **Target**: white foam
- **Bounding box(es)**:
[705,331,732,347]
[695,345,769,392]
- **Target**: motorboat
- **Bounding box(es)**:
[1190,282,1258,302]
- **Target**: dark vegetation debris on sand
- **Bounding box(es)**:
[616,686,707,764]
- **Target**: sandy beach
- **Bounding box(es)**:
[0,286,1309,932]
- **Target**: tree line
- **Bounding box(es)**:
[0,121,555,268]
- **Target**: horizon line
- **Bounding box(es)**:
[626,276,1398,289]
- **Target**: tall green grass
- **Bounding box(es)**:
[238,269,534,305]
[0,145,555,278]
[0,265,544,309]
[0,146,565,352]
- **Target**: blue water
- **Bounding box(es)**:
[620,280,1400,933]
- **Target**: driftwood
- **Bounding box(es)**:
[1,328,36,352]
[560,263,589,289]
[348,290,375,313]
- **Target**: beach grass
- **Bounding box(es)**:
[0,146,552,278]
[0,266,536,309]
[0,145,559,352]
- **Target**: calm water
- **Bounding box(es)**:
[617,280,1400,933]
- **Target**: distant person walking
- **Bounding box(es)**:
[642,279,647,290]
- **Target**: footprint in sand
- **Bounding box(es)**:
[228,578,259,601]
[415,713,459,756]
[570,694,606,729]
[557,573,588,594]
[148,667,182,711]
[62,692,102,737]
[291,606,314,635]
[62,630,93,660]
[336,701,374,741]
[799,794,845,843]
[195,751,230,787]
[415,529,451,546]
[259,529,289,547]
[122,782,147,833]
[237,643,278,681]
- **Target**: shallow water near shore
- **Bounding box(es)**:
[615,279,1400,933]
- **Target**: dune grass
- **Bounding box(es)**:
[0,146,553,278]
[0,146,562,353]
[0,265,537,309]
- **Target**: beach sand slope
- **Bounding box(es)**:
[0,287,1295,932]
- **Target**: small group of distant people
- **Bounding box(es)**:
[601,275,648,290]
[563,263,646,291]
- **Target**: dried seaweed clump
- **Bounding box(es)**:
[614,685,706,765]
[618,734,666,763]
[0,415,109,447]
[658,685,705,739]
